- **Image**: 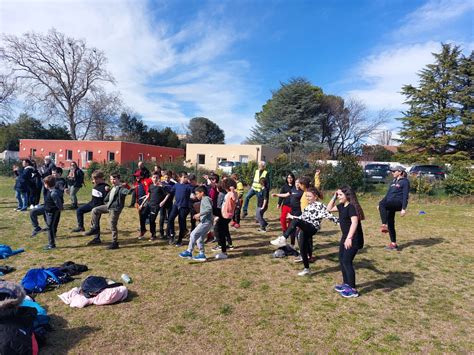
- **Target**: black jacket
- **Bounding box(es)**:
[383,177,410,209]
[0,306,37,355]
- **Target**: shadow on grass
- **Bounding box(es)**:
[398,237,444,250]
[45,314,100,354]
[123,289,139,302]
[314,258,386,277]
[358,271,415,294]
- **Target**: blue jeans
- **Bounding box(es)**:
[242,187,257,214]
[15,189,28,210]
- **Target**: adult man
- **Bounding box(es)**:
[242,161,268,218]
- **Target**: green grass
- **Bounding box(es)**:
[0,176,473,353]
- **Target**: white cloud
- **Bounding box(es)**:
[0,0,258,143]
[347,41,442,110]
[395,0,474,38]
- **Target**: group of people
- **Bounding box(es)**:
[14,158,410,298]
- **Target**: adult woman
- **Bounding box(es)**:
[272,173,296,234]
[327,186,365,298]
[378,166,409,251]
[66,162,84,209]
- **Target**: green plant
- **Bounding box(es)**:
[444,163,474,196]
[322,155,364,191]
[409,176,435,195]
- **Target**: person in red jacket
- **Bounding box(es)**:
[134,171,152,239]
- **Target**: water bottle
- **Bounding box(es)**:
[121,273,132,283]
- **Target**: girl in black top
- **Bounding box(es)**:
[379,167,410,250]
[272,173,295,234]
[327,186,365,298]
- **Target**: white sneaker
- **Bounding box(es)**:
[298,268,311,276]
[215,253,228,260]
[29,205,35,209]
[270,236,287,247]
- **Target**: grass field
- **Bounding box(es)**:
[0,176,473,354]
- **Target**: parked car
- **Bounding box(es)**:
[217,161,242,174]
[364,163,391,183]
[409,165,446,180]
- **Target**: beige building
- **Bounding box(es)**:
[186,144,282,171]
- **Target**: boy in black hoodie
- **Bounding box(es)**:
[85,172,131,250]
[72,170,109,233]
[43,175,64,250]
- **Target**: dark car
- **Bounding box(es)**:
[364,163,391,183]
[409,165,446,180]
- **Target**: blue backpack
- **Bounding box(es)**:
[21,268,72,294]
[0,244,25,259]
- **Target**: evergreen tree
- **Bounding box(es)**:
[398,44,473,161]
[187,117,225,144]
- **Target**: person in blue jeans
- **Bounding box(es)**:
[327,186,365,298]
[161,172,193,246]
[242,161,268,217]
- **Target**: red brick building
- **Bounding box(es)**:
[19,139,184,168]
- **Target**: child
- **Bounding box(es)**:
[140,171,166,241]
[42,175,64,250]
[188,174,199,232]
[213,178,238,259]
[134,172,152,239]
[230,173,244,228]
[85,172,131,250]
[256,177,269,232]
[159,170,175,239]
[71,170,109,233]
[179,185,213,261]
[161,172,193,246]
[271,187,339,275]
[327,186,365,298]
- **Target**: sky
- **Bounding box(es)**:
[1,0,473,144]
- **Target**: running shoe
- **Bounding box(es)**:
[270,236,287,247]
[334,284,351,293]
[340,288,359,298]
[179,250,192,259]
[298,268,311,276]
[193,252,207,262]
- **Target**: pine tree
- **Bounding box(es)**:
[398,43,473,161]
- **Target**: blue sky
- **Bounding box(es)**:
[1,0,473,143]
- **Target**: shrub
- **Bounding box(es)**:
[444,163,474,196]
[409,176,436,195]
[322,155,364,191]
[0,159,19,177]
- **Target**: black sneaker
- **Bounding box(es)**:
[43,245,56,250]
[72,227,85,233]
[174,242,183,247]
[227,244,234,250]
[87,237,102,246]
[107,242,119,250]
[242,212,248,218]
[31,228,42,237]
[84,229,99,236]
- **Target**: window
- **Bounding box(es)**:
[108,151,115,161]
[239,155,249,163]
[168,155,172,162]
[197,154,205,165]
[138,153,144,161]
[151,156,156,162]
[262,155,266,162]
[66,150,73,160]
[30,148,37,157]
[87,151,93,161]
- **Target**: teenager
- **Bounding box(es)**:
[66,161,84,209]
[161,172,193,246]
[327,186,365,298]
[71,170,109,233]
[230,173,244,228]
[272,173,295,234]
[139,172,166,241]
[179,186,213,261]
[42,175,64,250]
[85,173,131,250]
[271,187,339,275]
[379,166,410,251]
[256,177,269,232]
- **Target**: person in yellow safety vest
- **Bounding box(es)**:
[242,161,268,218]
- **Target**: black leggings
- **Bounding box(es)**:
[379,199,402,243]
[215,217,232,253]
[284,219,316,269]
[339,241,359,288]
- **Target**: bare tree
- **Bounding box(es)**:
[323,97,386,158]
[0,28,114,139]
[375,129,393,146]
[81,90,122,140]
[0,72,17,122]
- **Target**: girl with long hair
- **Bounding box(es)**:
[327,186,365,298]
